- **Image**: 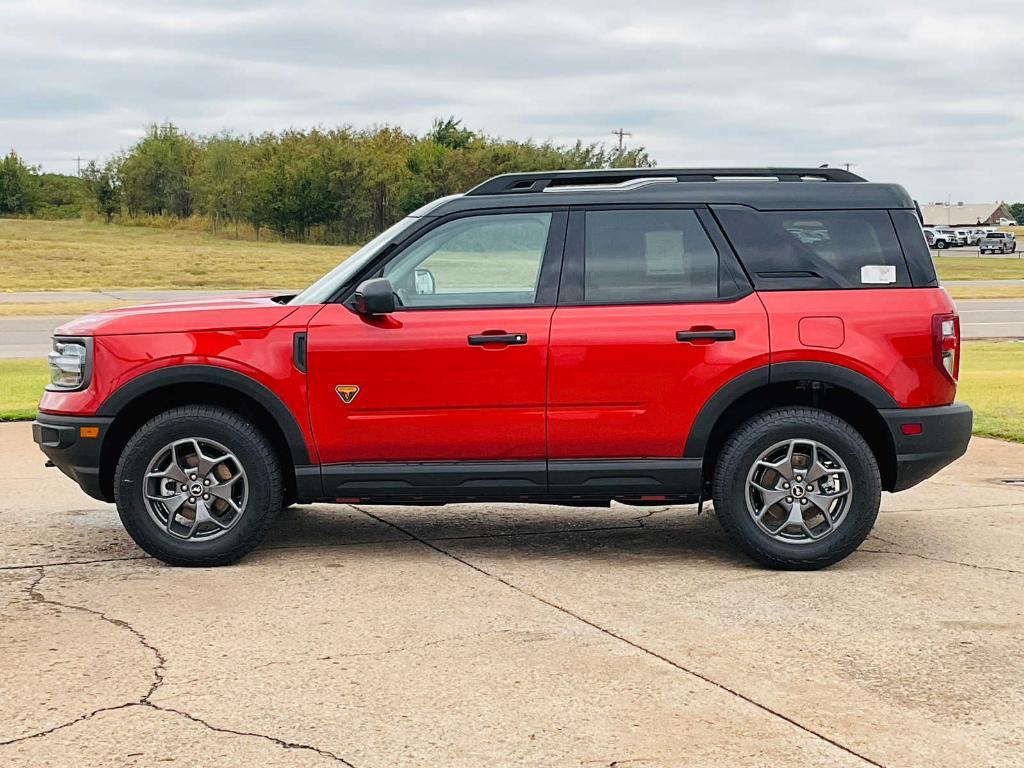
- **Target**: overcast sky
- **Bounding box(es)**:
[2,0,1022,203]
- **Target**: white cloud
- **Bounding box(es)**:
[1,0,1022,201]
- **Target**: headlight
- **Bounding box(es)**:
[47,337,92,391]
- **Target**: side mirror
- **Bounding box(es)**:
[414,268,436,295]
[352,278,396,315]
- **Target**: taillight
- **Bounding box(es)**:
[932,313,960,382]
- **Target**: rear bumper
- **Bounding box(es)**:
[32,413,114,502]
[880,403,972,492]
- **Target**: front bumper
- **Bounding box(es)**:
[32,413,115,502]
[880,403,972,492]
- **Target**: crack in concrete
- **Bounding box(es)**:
[144,703,356,766]
[353,506,888,768]
[0,555,150,571]
[5,568,357,766]
[0,703,139,747]
[860,544,1023,575]
[1,702,355,765]
[24,566,166,701]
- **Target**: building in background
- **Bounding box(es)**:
[920,201,1017,227]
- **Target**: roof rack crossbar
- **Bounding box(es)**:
[465,167,866,196]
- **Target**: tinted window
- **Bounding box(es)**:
[583,209,723,303]
[383,212,551,308]
[714,206,911,290]
[890,210,937,287]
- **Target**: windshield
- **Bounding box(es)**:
[288,217,420,305]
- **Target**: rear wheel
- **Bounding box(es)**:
[712,407,880,570]
[114,405,282,566]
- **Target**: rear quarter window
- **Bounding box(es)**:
[890,210,937,287]
[713,206,913,290]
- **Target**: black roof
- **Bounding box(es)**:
[428,167,914,215]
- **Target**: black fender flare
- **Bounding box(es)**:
[683,362,898,458]
[97,365,311,466]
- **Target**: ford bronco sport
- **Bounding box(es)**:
[33,167,973,569]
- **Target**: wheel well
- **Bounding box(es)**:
[701,381,896,491]
[99,383,297,502]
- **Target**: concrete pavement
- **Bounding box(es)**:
[2,422,1023,766]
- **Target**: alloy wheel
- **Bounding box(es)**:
[744,438,853,544]
[143,437,249,541]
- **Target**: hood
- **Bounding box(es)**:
[54,294,302,336]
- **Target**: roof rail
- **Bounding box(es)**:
[465,167,866,196]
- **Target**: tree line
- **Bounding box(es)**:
[1,119,652,244]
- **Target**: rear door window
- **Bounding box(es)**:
[714,207,913,290]
[580,208,735,304]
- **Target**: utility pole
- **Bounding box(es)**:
[841,162,856,172]
[611,128,632,152]
[76,155,81,177]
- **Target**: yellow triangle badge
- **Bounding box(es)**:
[335,385,360,404]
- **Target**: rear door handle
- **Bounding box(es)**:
[676,329,736,343]
[468,332,528,346]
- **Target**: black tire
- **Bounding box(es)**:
[114,405,283,566]
[711,407,880,570]
[935,240,947,249]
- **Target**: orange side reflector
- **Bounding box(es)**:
[79,426,100,439]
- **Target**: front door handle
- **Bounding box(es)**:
[676,329,736,343]
[468,332,528,346]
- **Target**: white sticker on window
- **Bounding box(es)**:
[644,230,685,274]
[860,265,896,284]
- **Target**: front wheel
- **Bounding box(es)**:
[935,240,947,250]
[712,407,880,570]
[114,405,283,566]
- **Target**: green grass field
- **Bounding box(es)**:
[3,341,1021,441]
[0,359,50,421]
[933,257,1024,281]
[0,218,356,291]
[956,341,1024,443]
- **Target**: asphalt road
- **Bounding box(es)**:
[958,299,1024,339]
[2,296,1020,359]
[2,422,1022,766]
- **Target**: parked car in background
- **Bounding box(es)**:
[961,228,986,245]
[934,227,965,247]
[924,227,955,249]
[980,231,1017,254]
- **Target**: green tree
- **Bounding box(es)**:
[194,134,251,236]
[81,160,121,223]
[0,150,39,215]
[1,117,657,242]
[1008,202,1024,224]
[250,131,336,241]
[33,173,86,219]
[428,117,475,150]
[118,123,198,218]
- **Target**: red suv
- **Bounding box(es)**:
[33,168,972,569]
